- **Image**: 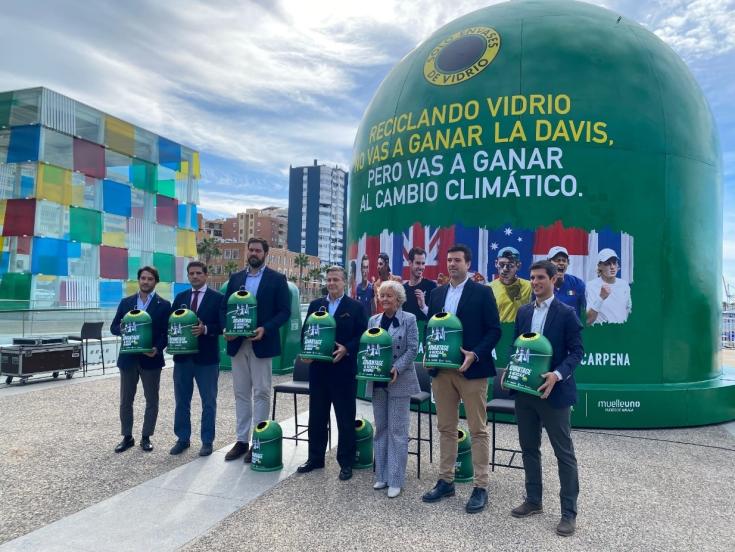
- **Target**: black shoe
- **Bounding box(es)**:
[140,436,153,452]
[199,443,213,457]
[225,441,248,461]
[465,487,488,514]
[338,466,353,481]
[297,459,325,473]
[422,479,455,503]
[556,516,576,537]
[114,436,135,453]
[169,441,190,455]
[511,500,543,518]
[243,448,253,463]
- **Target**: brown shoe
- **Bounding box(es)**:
[225,441,248,461]
[556,516,576,537]
[243,448,253,463]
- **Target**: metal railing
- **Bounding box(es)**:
[723,311,735,349]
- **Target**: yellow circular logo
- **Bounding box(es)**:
[424,26,500,86]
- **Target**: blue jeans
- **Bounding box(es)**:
[173,359,219,445]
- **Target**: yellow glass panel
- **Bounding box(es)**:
[102,232,127,248]
[176,230,197,257]
[192,152,200,179]
[0,200,6,225]
[155,282,171,301]
[37,164,73,205]
[176,160,189,180]
[0,236,4,252]
[105,116,135,156]
[124,280,138,297]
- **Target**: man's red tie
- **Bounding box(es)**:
[191,290,200,312]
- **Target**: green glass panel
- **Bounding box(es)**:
[130,159,157,192]
[128,255,141,280]
[0,92,12,128]
[157,179,176,198]
[0,272,32,310]
[69,206,102,244]
[152,252,175,282]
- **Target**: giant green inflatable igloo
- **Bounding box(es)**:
[347,0,734,428]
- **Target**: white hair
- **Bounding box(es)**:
[377,280,406,305]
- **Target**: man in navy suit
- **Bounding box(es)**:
[169,261,224,457]
[507,260,583,537]
[422,244,502,514]
[220,238,291,463]
[110,266,171,453]
[297,266,367,481]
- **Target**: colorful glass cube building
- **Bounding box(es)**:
[0,87,200,310]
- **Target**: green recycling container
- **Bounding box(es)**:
[119,309,153,354]
[272,281,302,375]
[226,288,257,337]
[424,312,463,369]
[454,428,473,483]
[251,420,283,472]
[167,307,199,355]
[415,320,427,363]
[356,327,393,382]
[300,307,336,362]
[354,418,374,469]
[504,332,553,397]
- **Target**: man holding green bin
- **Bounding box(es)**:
[110,266,170,453]
[169,261,223,457]
[421,244,501,514]
[508,260,583,537]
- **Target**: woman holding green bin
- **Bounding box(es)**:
[367,280,419,498]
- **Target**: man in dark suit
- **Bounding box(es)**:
[220,238,291,463]
[507,260,583,537]
[297,266,368,481]
[169,261,224,457]
[110,266,171,453]
[421,244,502,514]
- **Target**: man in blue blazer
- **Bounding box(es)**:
[110,266,171,453]
[508,260,584,537]
[297,266,368,481]
[422,244,502,514]
[169,261,224,457]
[220,238,291,463]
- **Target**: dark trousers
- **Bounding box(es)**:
[119,363,161,437]
[308,364,356,468]
[173,359,219,445]
[515,392,579,518]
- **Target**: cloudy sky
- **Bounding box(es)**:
[1,0,733,286]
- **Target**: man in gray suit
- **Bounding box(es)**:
[368,280,420,498]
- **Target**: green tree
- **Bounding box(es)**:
[223,260,239,276]
[294,253,310,289]
[196,237,221,268]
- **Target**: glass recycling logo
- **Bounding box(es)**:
[424,26,501,86]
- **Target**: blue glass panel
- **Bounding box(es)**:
[0,252,9,275]
[178,203,187,228]
[20,175,35,197]
[31,237,68,276]
[173,282,190,298]
[102,179,132,217]
[99,280,122,307]
[158,136,181,170]
[7,125,40,163]
[189,204,198,230]
[67,240,82,258]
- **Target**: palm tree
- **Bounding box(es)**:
[197,237,221,268]
[294,253,310,290]
[223,260,239,276]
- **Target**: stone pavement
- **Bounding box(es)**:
[1,362,734,551]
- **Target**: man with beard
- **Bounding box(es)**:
[546,246,586,321]
[355,254,374,317]
[110,266,171,453]
[297,266,367,480]
[489,247,531,323]
[374,252,401,314]
[220,238,291,463]
[585,248,632,325]
[402,247,437,322]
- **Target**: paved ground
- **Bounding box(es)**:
[1,360,734,551]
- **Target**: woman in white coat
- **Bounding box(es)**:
[368,280,420,498]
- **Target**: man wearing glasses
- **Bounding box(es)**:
[585,248,632,325]
[489,247,531,323]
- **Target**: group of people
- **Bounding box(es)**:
[109,236,588,537]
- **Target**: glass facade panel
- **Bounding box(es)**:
[0,271,32,310]
[34,200,69,239]
[41,127,73,170]
[104,116,135,156]
[7,125,40,163]
[102,212,128,248]
[99,280,122,307]
[158,136,181,170]
[152,252,175,282]
[102,179,132,217]
[155,224,176,255]
[73,137,105,178]
[31,236,68,276]
[75,103,104,144]
[130,158,156,192]
[156,194,178,226]
[134,127,158,163]
[2,198,36,236]
[37,164,73,204]
[105,149,131,183]
[69,206,102,244]
[99,245,128,279]
[9,89,41,127]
